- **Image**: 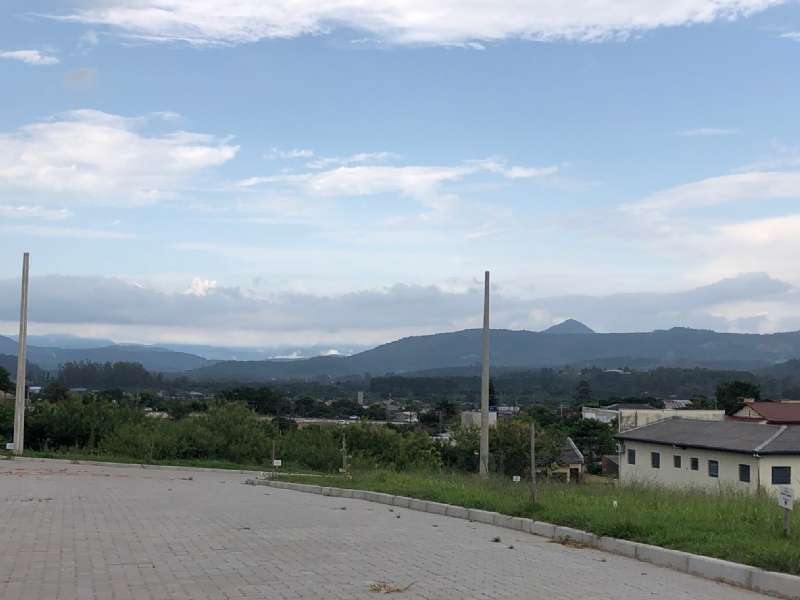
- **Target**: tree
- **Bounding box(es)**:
[0,366,11,393]
[568,418,615,469]
[363,404,388,421]
[689,394,715,410]
[41,381,70,403]
[715,381,760,415]
[574,380,592,405]
[524,404,561,428]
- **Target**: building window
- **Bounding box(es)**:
[690,458,699,471]
[627,449,635,465]
[673,455,682,468]
[651,452,660,469]
[708,460,719,478]
[739,464,750,483]
[772,466,791,485]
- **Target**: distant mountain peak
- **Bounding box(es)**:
[543,319,595,335]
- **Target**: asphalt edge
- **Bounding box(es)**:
[249,479,800,600]
[9,455,264,476]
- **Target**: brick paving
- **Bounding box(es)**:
[0,459,775,599]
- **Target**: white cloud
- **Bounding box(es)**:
[0,109,238,205]
[684,214,800,285]
[623,171,800,214]
[307,152,399,169]
[265,147,314,159]
[59,1,783,46]
[81,30,100,46]
[0,205,71,220]
[779,32,800,41]
[238,160,558,201]
[675,127,739,137]
[185,278,217,296]
[0,50,60,65]
[0,224,136,239]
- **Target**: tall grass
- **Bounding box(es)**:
[282,470,800,575]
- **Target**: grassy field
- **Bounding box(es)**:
[280,469,800,576]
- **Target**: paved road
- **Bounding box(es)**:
[0,459,775,600]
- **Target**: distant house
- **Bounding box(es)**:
[732,400,800,424]
[556,437,585,483]
[616,418,800,497]
[582,405,725,431]
[460,410,498,429]
[496,405,520,418]
[536,437,585,483]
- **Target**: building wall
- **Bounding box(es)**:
[581,407,617,424]
[460,411,497,429]
[582,407,725,429]
[757,455,800,497]
[619,440,760,494]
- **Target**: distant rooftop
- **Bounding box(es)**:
[616,418,800,455]
[735,401,800,424]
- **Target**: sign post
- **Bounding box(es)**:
[778,486,794,537]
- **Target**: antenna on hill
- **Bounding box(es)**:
[13,252,29,456]
[479,270,490,478]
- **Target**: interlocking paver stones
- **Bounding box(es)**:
[0,459,776,600]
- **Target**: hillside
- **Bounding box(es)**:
[185,326,800,382]
[543,319,595,334]
[0,336,210,373]
[0,353,47,383]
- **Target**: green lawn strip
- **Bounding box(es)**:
[280,470,800,576]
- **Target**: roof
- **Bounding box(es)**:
[559,437,585,465]
[739,401,800,424]
[615,418,800,455]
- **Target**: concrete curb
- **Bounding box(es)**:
[247,479,800,600]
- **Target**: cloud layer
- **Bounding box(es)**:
[61,1,783,46]
[0,272,795,347]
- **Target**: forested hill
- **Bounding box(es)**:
[0,335,210,373]
[185,327,800,382]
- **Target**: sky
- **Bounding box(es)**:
[2,1,800,350]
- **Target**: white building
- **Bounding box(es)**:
[582,404,724,431]
[616,418,800,497]
[460,411,498,429]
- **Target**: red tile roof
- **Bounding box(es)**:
[744,402,800,424]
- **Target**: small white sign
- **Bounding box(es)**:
[778,486,794,510]
[512,475,521,483]
[272,459,282,468]
[5,442,13,450]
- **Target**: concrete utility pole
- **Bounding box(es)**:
[479,270,490,478]
[13,252,29,456]
[530,422,538,503]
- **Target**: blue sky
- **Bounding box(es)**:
[2,1,800,349]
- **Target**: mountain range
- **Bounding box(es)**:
[7,320,800,381]
[0,335,211,373]
[184,324,800,381]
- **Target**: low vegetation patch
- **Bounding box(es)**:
[280,470,800,576]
